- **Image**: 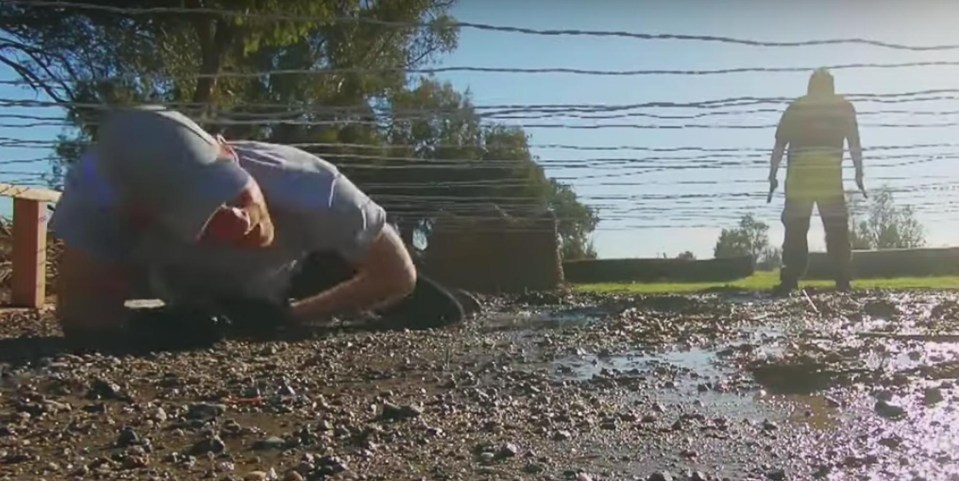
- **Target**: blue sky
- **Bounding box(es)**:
[2,0,959,258]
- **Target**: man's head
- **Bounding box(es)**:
[95,106,275,248]
[807,68,835,97]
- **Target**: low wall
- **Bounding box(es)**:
[805,247,959,279]
[421,208,564,293]
[563,256,755,283]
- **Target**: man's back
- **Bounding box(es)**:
[51,140,387,305]
[775,94,859,201]
[777,94,857,157]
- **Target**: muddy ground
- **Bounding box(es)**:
[0,289,957,481]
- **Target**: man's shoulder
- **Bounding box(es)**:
[231,141,349,212]
[231,141,339,175]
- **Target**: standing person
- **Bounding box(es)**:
[767,68,865,295]
[50,105,464,352]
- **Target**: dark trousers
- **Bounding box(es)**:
[780,195,852,286]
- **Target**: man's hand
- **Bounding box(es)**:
[767,176,779,204]
[856,170,867,199]
[289,225,416,323]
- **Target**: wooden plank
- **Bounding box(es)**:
[0,183,61,202]
[11,198,48,308]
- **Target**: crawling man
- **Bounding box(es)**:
[50,106,464,351]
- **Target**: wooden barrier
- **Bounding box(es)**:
[805,247,959,280]
[0,183,60,308]
[421,208,564,293]
[563,255,755,283]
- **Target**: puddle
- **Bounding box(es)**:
[552,346,725,383]
[481,306,609,332]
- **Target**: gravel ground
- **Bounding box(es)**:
[0,289,957,481]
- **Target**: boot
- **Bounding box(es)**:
[771,280,798,297]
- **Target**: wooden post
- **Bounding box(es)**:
[11,198,47,308]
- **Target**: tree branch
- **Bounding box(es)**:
[0,53,67,104]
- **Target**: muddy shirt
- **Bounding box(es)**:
[49,141,387,305]
[775,95,860,201]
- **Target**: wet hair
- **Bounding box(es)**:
[807,68,835,96]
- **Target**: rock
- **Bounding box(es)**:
[497,443,519,459]
[524,463,545,474]
[875,400,906,419]
[190,435,226,455]
[284,471,305,481]
[186,403,226,421]
[767,468,787,480]
[647,471,673,481]
[923,387,944,405]
[379,402,422,421]
[116,427,140,448]
[252,437,287,451]
[552,430,571,441]
[244,471,269,481]
[688,471,708,481]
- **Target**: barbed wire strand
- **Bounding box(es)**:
[9,0,959,52]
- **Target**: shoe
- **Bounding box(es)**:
[771,281,798,297]
[374,276,465,331]
[835,280,852,293]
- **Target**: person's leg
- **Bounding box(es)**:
[778,198,814,293]
[287,251,465,330]
[819,195,853,291]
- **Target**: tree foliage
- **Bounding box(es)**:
[713,214,771,262]
[0,0,599,256]
[848,186,925,249]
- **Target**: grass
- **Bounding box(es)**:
[575,270,959,294]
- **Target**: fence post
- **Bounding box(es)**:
[11,198,47,308]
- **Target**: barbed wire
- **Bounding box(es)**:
[7,89,959,114]
[9,0,959,52]
[4,3,959,239]
[0,147,957,172]
[7,61,959,82]
[11,106,959,122]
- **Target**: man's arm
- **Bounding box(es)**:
[846,102,864,179]
[289,224,416,321]
[769,139,788,181]
[288,174,416,322]
[769,105,791,182]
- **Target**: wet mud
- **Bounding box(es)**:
[0,289,957,480]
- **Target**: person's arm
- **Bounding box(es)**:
[846,102,864,179]
[288,175,416,322]
[769,105,792,182]
[769,139,787,181]
[289,225,416,321]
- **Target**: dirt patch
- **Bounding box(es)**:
[0,290,956,480]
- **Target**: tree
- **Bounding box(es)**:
[676,251,696,260]
[756,247,782,270]
[0,0,458,162]
[0,0,600,256]
[847,186,925,249]
[713,214,770,261]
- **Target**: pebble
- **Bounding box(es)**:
[648,471,673,481]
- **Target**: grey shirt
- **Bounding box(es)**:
[49,141,387,305]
